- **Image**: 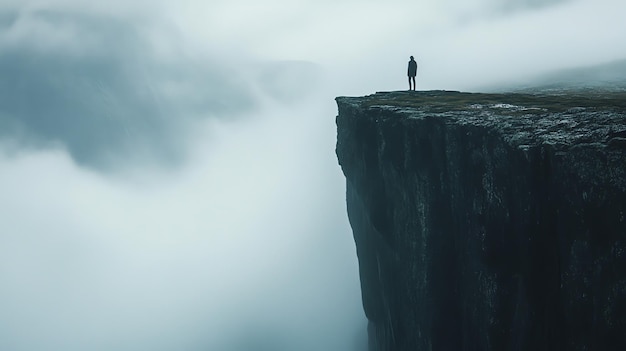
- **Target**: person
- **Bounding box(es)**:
[407,56,417,91]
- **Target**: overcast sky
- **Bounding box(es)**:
[169,0,626,92]
[1,1,625,350]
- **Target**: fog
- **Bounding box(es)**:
[1,0,625,350]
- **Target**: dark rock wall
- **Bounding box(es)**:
[336,92,626,351]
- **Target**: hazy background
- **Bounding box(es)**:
[1,0,625,350]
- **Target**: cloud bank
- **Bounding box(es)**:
[0,98,364,350]
[0,2,360,351]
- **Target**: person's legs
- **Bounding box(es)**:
[408,76,412,90]
[410,76,416,90]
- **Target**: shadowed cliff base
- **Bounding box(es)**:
[336,90,626,351]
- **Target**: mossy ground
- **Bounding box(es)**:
[337,90,626,150]
[359,90,626,115]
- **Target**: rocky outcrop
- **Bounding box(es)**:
[335,91,626,351]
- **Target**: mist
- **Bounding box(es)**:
[1,0,625,350]
[0,97,363,350]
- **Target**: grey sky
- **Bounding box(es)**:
[161,0,626,96]
[0,0,625,350]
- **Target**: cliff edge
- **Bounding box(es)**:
[335,91,626,351]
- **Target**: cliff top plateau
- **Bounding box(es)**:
[337,90,626,152]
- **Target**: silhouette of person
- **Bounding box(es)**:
[407,56,417,91]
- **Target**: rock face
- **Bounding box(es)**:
[335,91,626,351]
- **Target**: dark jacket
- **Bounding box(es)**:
[407,60,417,77]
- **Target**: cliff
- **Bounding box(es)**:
[335,91,626,351]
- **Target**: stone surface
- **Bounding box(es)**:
[335,91,626,351]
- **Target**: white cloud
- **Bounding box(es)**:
[0,96,364,350]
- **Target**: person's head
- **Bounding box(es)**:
[410,56,414,61]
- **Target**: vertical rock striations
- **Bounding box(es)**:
[335,91,626,351]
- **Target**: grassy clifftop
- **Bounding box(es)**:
[354,90,626,113]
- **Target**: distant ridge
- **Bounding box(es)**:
[495,58,626,93]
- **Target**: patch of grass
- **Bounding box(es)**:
[360,90,626,114]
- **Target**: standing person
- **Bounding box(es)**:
[407,56,418,91]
